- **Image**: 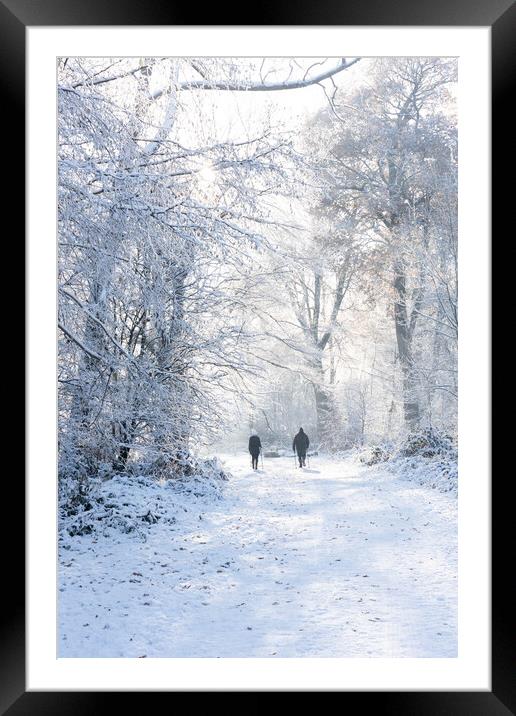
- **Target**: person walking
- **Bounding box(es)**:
[293,427,309,468]
[248,434,262,470]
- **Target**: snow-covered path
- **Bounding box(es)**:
[59,455,457,657]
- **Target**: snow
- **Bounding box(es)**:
[59,453,457,658]
[381,453,458,496]
[355,439,458,496]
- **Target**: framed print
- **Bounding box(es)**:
[7,0,511,710]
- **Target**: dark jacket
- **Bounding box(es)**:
[248,435,262,455]
[293,430,309,454]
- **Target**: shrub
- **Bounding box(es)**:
[400,428,455,458]
[359,444,392,466]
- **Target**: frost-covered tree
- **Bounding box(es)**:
[58,55,457,493]
[59,58,297,487]
[58,56,362,491]
[305,58,458,434]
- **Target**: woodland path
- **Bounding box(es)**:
[59,454,457,657]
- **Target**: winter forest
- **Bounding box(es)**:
[58,56,459,659]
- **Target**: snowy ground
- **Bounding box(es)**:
[59,454,457,657]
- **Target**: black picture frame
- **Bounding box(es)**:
[7,0,511,711]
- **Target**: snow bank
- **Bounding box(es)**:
[381,452,458,495]
[355,429,458,495]
[59,457,230,541]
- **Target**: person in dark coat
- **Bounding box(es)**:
[248,434,262,470]
[293,427,309,467]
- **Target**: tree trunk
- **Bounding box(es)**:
[393,258,420,431]
[314,384,334,443]
[311,354,338,448]
[152,266,192,472]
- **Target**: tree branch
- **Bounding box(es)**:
[177,58,361,92]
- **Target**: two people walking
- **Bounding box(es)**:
[248,427,310,470]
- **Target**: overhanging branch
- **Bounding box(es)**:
[178,58,361,92]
